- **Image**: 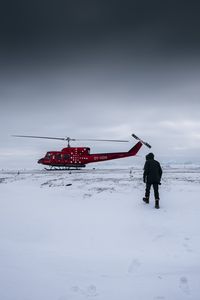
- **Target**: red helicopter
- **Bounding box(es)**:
[12,133,151,170]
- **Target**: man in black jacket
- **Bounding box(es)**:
[143,153,162,209]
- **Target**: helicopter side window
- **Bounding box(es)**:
[63,154,70,160]
[56,154,62,160]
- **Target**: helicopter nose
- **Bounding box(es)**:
[38,158,43,164]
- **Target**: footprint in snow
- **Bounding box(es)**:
[153,234,164,241]
[83,193,92,198]
[86,285,98,297]
[179,276,190,295]
[128,259,141,273]
[71,286,82,293]
[70,285,98,297]
[183,238,193,252]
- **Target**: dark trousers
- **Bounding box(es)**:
[145,183,159,199]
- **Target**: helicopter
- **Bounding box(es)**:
[12,133,151,170]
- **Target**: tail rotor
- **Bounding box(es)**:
[132,133,151,148]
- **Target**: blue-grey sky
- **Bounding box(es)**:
[1,0,200,168]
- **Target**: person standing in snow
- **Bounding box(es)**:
[143,153,162,209]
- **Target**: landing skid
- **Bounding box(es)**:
[44,166,85,171]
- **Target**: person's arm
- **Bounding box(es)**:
[159,163,162,180]
[143,161,148,183]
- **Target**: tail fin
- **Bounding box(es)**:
[128,141,143,155]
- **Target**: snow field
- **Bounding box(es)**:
[0,167,200,300]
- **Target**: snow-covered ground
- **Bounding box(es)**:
[0,166,200,300]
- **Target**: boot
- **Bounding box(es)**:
[155,199,160,209]
[143,197,149,204]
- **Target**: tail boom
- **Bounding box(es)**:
[86,142,143,164]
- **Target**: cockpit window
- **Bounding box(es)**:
[45,153,51,159]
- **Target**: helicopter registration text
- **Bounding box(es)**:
[94,155,108,160]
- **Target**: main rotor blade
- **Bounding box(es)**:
[12,135,128,142]
[75,139,129,142]
[12,135,67,141]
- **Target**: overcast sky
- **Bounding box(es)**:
[1,0,200,168]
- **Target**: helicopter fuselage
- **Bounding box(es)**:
[38,141,143,168]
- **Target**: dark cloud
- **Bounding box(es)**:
[1,0,200,54]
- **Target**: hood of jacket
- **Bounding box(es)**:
[146,152,154,160]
